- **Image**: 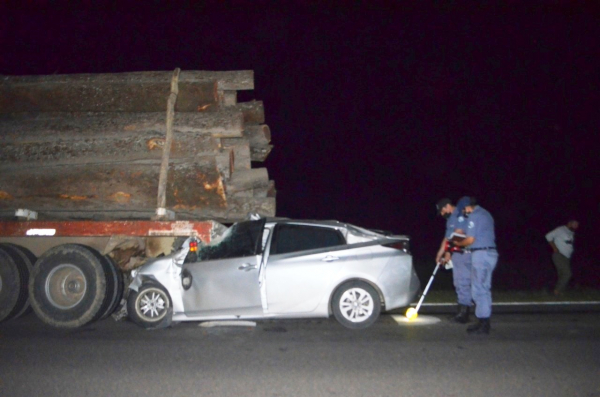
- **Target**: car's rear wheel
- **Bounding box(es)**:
[332,281,381,329]
[127,283,172,329]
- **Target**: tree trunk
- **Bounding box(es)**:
[225,168,270,197]
[0,70,253,113]
[220,138,251,171]
[215,100,264,124]
[0,111,245,141]
[0,130,220,165]
[0,159,226,212]
[0,197,276,222]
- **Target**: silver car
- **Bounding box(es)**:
[127,218,420,329]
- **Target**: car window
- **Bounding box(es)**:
[197,219,266,261]
[270,224,345,255]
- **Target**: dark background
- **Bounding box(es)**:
[1,2,598,290]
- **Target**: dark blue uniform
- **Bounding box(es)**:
[465,205,498,319]
[446,197,472,306]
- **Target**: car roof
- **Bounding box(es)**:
[264,218,348,228]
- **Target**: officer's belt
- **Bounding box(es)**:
[466,247,496,253]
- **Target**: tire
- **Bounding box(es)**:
[332,281,381,330]
[0,244,35,320]
[127,283,172,329]
[0,247,29,323]
[29,244,108,328]
[97,254,124,320]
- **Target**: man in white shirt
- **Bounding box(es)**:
[545,220,579,296]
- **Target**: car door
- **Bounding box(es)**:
[265,223,349,314]
[182,219,266,317]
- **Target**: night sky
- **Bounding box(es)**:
[1,2,598,289]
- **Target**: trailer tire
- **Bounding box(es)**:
[0,244,35,320]
[0,247,29,323]
[96,254,124,320]
[29,244,107,328]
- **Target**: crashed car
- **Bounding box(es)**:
[127,218,420,329]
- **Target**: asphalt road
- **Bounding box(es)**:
[1,312,599,397]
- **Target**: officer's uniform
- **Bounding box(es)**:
[464,205,498,320]
[446,196,472,307]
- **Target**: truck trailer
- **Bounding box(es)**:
[0,69,276,328]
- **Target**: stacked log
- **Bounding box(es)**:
[0,70,275,221]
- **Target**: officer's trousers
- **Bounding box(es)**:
[451,252,472,306]
[471,250,499,319]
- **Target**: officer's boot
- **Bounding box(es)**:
[467,318,490,335]
[451,305,470,324]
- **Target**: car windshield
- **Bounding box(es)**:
[196,218,266,261]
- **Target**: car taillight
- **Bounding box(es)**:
[385,240,410,254]
[189,240,198,252]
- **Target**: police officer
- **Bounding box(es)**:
[435,196,472,323]
[453,197,498,335]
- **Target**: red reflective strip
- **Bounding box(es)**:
[0,220,214,241]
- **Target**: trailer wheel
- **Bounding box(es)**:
[127,283,172,329]
[97,254,124,320]
[29,244,107,328]
[0,247,29,323]
[0,244,35,320]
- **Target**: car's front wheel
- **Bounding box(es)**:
[127,283,172,329]
[332,281,381,329]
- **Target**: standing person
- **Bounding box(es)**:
[453,197,498,335]
[545,220,579,296]
[435,196,472,323]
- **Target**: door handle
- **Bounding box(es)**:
[238,263,258,271]
[322,255,340,262]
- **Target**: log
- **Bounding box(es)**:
[250,145,274,162]
[205,100,264,124]
[223,123,272,162]
[0,160,227,212]
[0,70,253,113]
[244,124,271,146]
[219,90,237,107]
[0,111,245,142]
[0,70,254,89]
[0,197,275,222]
[0,131,219,165]
[225,169,270,197]
[220,138,251,171]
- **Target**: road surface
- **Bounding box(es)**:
[1,312,599,397]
